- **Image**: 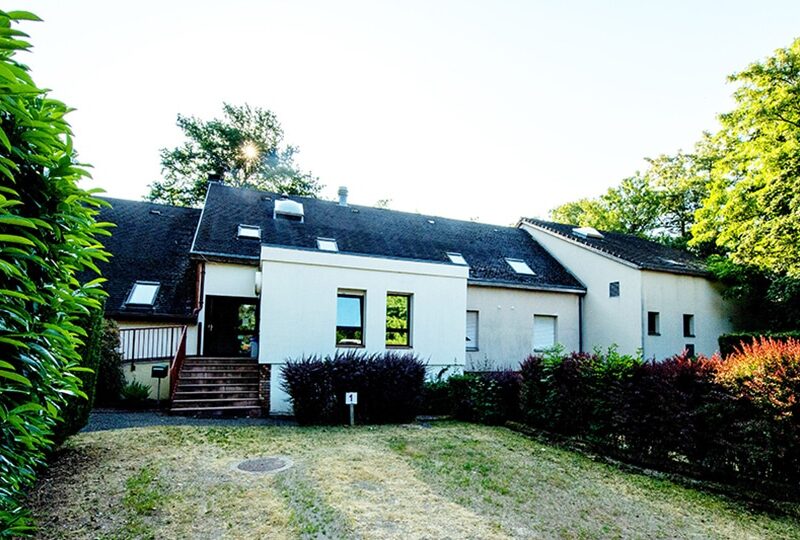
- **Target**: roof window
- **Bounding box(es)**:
[317,238,339,252]
[237,224,261,240]
[506,258,535,275]
[446,252,469,266]
[274,199,304,222]
[126,281,160,306]
[572,226,604,239]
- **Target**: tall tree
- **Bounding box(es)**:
[148,103,322,207]
[691,38,800,278]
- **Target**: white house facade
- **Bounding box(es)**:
[96,184,732,416]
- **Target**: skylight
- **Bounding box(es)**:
[317,238,339,252]
[506,258,535,275]
[446,252,468,266]
[126,281,159,306]
[237,224,261,240]
[572,226,604,239]
[274,199,304,222]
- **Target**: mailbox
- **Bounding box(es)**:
[151,364,168,379]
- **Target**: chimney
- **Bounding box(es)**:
[338,186,348,207]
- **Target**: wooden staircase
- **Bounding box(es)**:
[170,357,261,417]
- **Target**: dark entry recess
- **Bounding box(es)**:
[204,296,258,357]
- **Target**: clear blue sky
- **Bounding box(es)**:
[17,1,800,224]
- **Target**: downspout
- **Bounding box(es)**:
[193,261,206,356]
[578,294,584,353]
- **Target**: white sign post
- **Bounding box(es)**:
[345,392,358,426]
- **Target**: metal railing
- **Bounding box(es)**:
[169,326,188,399]
[119,325,186,364]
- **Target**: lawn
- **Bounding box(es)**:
[29,421,800,539]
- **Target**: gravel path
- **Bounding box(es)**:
[82,409,295,432]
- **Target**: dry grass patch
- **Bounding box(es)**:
[28,422,800,540]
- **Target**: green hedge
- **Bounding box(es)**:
[718,331,800,357]
[0,10,109,536]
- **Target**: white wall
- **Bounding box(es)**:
[521,223,644,356]
[641,271,733,359]
[259,246,469,413]
[465,285,580,370]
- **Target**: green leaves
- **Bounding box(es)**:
[0,8,109,537]
[147,103,322,207]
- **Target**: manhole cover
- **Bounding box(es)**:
[236,456,293,474]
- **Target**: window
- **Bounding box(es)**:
[466,311,479,351]
[647,311,660,336]
[336,291,365,346]
[505,258,535,275]
[237,224,261,239]
[533,315,557,352]
[126,281,160,306]
[685,344,696,357]
[609,281,620,297]
[683,314,695,337]
[385,294,412,347]
[317,238,339,252]
[446,252,468,266]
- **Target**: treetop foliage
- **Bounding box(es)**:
[148,103,322,207]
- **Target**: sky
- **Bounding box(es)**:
[15,1,800,225]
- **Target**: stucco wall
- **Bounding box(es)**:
[465,285,580,370]
[641,270,733,359]
[521,224,644,356]
[259,246,468,413]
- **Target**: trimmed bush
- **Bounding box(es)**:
[281,351,426,425]
[0,10,109,536]
[448,371,521,425]
[718,331,800,358]
[94,319,124,407]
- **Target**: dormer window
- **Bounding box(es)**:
[506,258,535,275]
[274,199,304,222]
[126,281,159,306]
[446,252,468,266]
[572,226,604,239]
[317,238,339,252]
[237,225,261,240]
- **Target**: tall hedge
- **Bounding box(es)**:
[0,10,109,537]
[718,331,800,357]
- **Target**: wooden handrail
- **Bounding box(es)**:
[169,326,188,400]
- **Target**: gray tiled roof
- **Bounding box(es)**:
[523,218,709,277]
[193,183,585,292]
[98,198,201,321]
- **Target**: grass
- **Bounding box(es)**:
[29,422,800,539]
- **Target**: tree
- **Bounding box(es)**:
[148,103,322,206]
[691,38,800,278]
[0,9,108,536]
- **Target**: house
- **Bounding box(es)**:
[519,219,733,360]
[97,183,731,415]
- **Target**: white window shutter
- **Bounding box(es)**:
[466,311,479,350]
[533,315,557,352]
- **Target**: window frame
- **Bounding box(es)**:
[466,310,479,351]
[125,281,160,306]
[317,237,339,252]
[385,293,413,348]
[237,224,261,240]
[446,252,469,266]
[533,314,558,353]
[609,281,620,298]
[683,313,695,338]
[647,311,660,336]
[505,258,535,275]
[336,290,366,348]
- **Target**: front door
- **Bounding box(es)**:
[204,296,258,357]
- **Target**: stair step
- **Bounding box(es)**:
[179,373,259,379]
[169,405,261,417]
[174,391,258,400]
[172,398,260,408]
[184,357,257,362]
[182,362,258,368]
[176,383,259,391]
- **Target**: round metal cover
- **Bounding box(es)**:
[236,456,292,474]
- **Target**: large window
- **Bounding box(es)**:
[126,281,160,306]
[385,293,412,347]
[647,311,660,336]
[336,291,365,346]
[466,311,479,351]
[533,315,557,352]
